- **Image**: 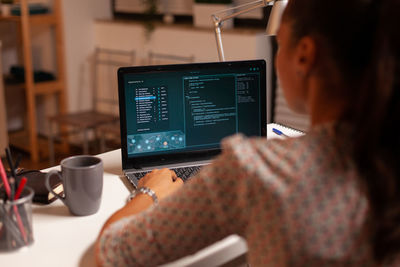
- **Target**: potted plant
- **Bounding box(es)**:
[193,0,234,28]
[1,0,13,16]
[142,0,158,40]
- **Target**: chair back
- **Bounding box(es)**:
[93,48,136,115]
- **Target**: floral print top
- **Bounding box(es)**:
[97,124,389,266]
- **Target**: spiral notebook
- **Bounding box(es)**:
[267,123,305,140]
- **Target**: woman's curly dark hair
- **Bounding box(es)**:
[283,0,400,263]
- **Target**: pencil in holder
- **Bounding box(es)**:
[0,186,34,251]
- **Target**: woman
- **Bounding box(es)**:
[96,0,400,265]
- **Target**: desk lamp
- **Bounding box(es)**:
[212,0,288,61]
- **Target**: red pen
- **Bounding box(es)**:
[11,176,29,244]
[0,159,11,198]
[14,177,27,200]
[13,205,28,244]
[0,159,28,244]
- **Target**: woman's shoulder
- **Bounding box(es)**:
[219,133,311,182]
[221,132,312,164]
[219,125,347,183]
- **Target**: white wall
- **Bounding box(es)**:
[94,21,269,63]
[1,0,280,136]
[63,0,112,112]
[94,21,274,121]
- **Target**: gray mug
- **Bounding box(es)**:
[45,155,103,216]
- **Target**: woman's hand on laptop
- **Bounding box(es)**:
[139,168,184,201]
[97,169,183,236]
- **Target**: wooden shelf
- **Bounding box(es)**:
[5,79,63,95]
[0,14,57,25]
[0,14,21,22]
[3,81,25,91]
[34,80,63,95]
[2,0,67,163]
[97,18,267,35]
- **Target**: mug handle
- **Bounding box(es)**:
[45,170,66,204]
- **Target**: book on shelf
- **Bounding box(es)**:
[10,3,49,16]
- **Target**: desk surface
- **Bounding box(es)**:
[0,149,247,267]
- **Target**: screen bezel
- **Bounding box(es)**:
[118,60,267,170]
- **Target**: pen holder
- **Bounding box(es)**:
[0,186,34,251]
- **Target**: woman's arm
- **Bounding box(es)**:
[96,168,183,267]
[98,193,153,236]
[96,136,259,266]
[99,168,183,235]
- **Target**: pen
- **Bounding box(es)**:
[12,153,22,185]
[10,175,28,244]
[14,177,27,200]
[272,127,289,138]
[0,159,11,198]
[5,147,16,178]
[0,159,28,244]
[0,205,25,247]
[13,203,28,244]
[14,154,22,171]
[5,148,16,200]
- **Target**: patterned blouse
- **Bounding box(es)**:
[97,124,381,266]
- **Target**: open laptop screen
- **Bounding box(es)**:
[118,60,266,169]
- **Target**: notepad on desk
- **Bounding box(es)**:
[267,123,305,140]
[15,170,63,204]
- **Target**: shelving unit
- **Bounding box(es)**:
[0,0,67,162]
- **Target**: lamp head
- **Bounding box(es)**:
[266,0,288,36]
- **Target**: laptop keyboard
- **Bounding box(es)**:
[129,166,202,184]
[173,166,202,181]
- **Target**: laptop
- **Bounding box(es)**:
[118,60,266,188]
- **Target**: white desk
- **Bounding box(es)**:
[0,149,247,267]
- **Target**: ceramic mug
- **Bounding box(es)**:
[45,155,103,216]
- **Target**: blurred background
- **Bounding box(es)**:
[0,0,309,170]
